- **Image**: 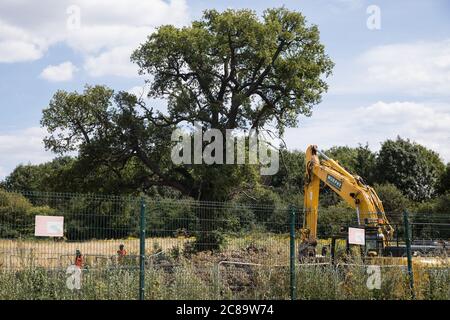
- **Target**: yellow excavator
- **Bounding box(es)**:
[300,145,395,258]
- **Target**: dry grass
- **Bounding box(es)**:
[0,235,448,300]
[0,237,189,269]
[0,233,301,269]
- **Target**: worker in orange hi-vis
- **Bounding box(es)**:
[74,249,84,268]
[117,244,127,265]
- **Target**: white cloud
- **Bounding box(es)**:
[40,61,78,82]
[84,46,138,77]
[331,40,450,97]
[0,0,189,76]
[285,101,450,162]
[0,20,47,62]
[357,101,450,133]
[0,40,43,63]
[127,85,168,114]
[0,127,54,180]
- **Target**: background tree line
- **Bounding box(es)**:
[1,136,449,245]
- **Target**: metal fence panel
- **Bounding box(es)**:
[0,190,448,300]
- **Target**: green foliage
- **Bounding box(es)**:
[411,193,450,215]
[61,195,139,240]
[2,136,447,246]
[317,202,355,238]
[0,190,54,238]
[234,186,289,232]
[40,7,333,204]
[267,149,305,195]
[193,230,226,251]
[147,200,198,237]
[408,193,450,239]
[131,7,333,133]
[325,144,377,184]
[2,164,42,192]
[325,146,359,172]
[353,144,377,185]
[433,192,450,214]
[2,157,74,192]
[373,183,410,224]
[376,137,445,201]
[1,261,447,300]
[438,163,450,194]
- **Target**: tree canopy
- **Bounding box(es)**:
[376,137,445,201]
[40,8,334,201]
[131,8,333,133]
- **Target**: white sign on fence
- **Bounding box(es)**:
[35,215,64,237]
[348,227,365,245]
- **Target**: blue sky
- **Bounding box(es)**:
[0,0,449,179]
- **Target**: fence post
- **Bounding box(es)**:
[139,197,146,300]
[289,206,296,300]
[214,263,220,299]
[403,210,415,299]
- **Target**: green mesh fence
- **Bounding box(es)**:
[0,190,448,300]
[0,190,292,300]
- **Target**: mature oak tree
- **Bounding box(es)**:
[131,8,333,133]
[41,8,333,202]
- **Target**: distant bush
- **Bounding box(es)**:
[317,202,355,238]
[408,193,450,239]
[376,137,445,201]
[374,183,410,225]
[0,189,54,238]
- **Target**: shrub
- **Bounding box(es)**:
[0,190,54,238]
[374,183,410,225]
[317,202,355,238]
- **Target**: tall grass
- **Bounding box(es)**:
[0,260,448,300]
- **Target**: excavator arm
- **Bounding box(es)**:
[302,145,394,255]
